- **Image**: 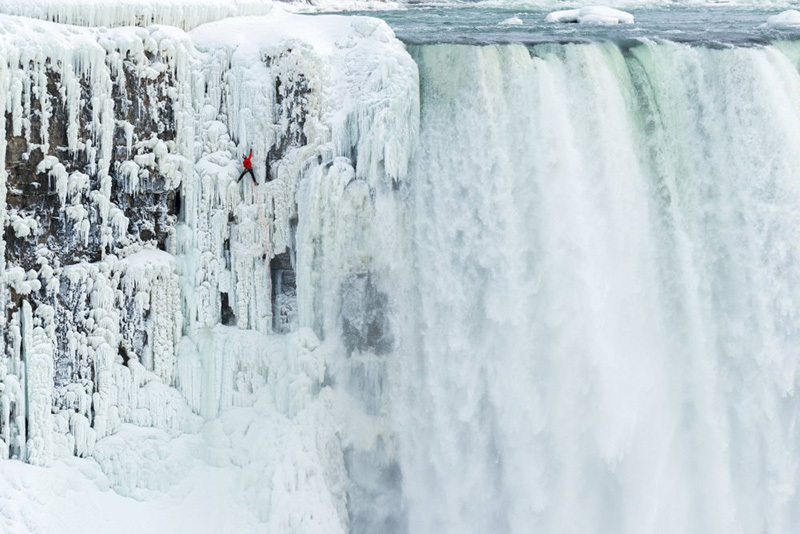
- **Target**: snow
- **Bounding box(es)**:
[283,0,402,12]
[546,6,634,24]
[190,11,360,56]
[0,435,282,534]
[119,249,176,267]
[767,9,800,28]
[0,325,346,533]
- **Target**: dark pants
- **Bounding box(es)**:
[238,168,256,184]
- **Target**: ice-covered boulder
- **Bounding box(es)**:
[545,9,579,23]
[766,10,800,29]
[546,6,634,25]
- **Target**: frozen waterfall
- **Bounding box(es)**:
[392,42,800,534]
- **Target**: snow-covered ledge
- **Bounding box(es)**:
[546,6,634,25]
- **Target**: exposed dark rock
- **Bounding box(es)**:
[220,293,236,326]
[270,250,296,333]
[3,45,183,436]
[265,50,311,181]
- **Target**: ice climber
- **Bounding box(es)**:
[238,150,256,184]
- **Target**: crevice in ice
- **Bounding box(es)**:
[270,250,297,333]
[220,292,236,326]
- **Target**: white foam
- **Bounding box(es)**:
[499,15,524,25]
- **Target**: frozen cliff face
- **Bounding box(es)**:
[0,8,418,527]
[0,18,194,465]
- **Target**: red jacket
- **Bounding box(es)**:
[243,151,253,168]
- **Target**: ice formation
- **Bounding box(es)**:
[546,6,634,24]
[0,0,272,30]
[0,0,401,30]
[0,5,417,530]
[767,9,800,28]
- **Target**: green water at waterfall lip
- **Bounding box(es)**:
[339,6,799,45]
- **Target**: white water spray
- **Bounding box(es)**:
[393,41,800,534]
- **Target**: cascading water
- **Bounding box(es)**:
[392,41,800,534]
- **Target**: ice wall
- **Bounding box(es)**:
[395,41,800,534]
[0,0,401,31]
[0,0,272,30]
[0,11,418,530]
[0,0,275,30]
[0,16,197,465]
